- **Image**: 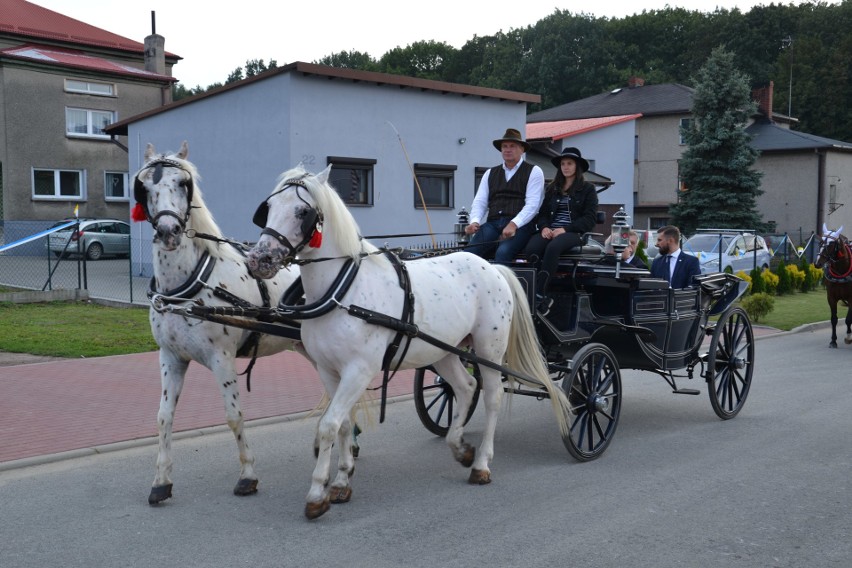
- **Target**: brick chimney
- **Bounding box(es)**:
[144,11,165,75]
[627,76,645,88]
[752,81,774,120]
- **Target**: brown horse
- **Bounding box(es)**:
[815,225,852,348]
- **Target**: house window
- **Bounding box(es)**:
[327,157,375,206]
[66,108,115,138]
[65,79,115,96]
[474,167,489,196]
[105,172,128,200]
[414,163,455,208]
[679,118,692,145]
[33,168,85,199]
[650,217,670,230]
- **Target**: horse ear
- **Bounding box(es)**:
[178,140,189,160]
[144,143,156,161]
[837,225,844,236]
[316,164,332,185]
[823,223,830,236]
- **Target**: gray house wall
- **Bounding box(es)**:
[125,69,531,275]
[634,115,690,229]
[1,65,163,222]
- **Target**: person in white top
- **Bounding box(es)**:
[464,128,544,263]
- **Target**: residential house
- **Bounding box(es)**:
[526,114,641,226]
[0,0,178,247]
[527,78,852,239]
[105,62,541,277]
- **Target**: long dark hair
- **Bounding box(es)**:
[547,162,586,195]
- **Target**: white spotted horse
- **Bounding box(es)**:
[815,224,852,348]
[246,164,571,520]
[134,142,312,504]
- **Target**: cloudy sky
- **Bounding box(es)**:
[32,0,826,88]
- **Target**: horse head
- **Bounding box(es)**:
[816,224,850,270]
[246,165,330,279]
[133,141,197,250]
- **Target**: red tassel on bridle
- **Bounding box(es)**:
[131,203,147,222]
[309,228,322,248]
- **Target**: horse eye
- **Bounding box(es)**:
[295,208,308,220]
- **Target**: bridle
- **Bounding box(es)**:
[134,158,196,230]
[817,235,852,279]
[252,177,323,260]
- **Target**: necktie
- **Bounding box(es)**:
[665,255,673,284]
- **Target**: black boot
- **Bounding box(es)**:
[535,271,553,316]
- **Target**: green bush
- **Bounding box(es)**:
[786,264,805,291]
[775,260,794,295]
[749,267,765,294]
[762,268,779,295]
[740,292,775,323]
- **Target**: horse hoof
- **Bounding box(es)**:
[305,498,331,520]
[468,469,492,485]
[329,485,352,504]
[351,444,360,459]
[148,483,173,505]
[845,338,852,344]
[233,478,258,496]
[830,342,838,348]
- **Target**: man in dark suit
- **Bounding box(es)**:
[605,229,648,269]
[651,225,701,288]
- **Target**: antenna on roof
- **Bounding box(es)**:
[151,11,156,35]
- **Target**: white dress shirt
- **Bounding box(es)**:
[469,159,544,229]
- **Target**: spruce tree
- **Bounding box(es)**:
[670,46,767,236]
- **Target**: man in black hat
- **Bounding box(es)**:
[464,128,544,263]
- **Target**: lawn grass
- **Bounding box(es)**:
[0,301,157,358]
[740,287,832,330]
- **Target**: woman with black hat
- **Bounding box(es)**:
[523,147,599,315]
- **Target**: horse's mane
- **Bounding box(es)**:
[138,152,244,263]
[277,165,377,261]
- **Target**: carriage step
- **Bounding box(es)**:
[672,388,701,395]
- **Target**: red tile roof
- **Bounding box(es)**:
[1,0,177,57]
[527,114,642,142]
[2,43,175,80]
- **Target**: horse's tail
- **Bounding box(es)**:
[494,264,571,436]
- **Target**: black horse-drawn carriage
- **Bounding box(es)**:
[413,246,753,461]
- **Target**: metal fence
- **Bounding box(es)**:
[0,220,149,305]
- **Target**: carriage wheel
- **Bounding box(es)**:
[413,364,480,437]
[706,307,754,419]
[561,343,622,462]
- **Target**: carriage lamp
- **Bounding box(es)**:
[610,207,631,256]
[455,207,470,246]
[610,207,631,277]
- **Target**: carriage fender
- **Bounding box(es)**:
[590,319,657,344]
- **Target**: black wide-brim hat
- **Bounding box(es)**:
[492,128,531,152]
[551,147,589,172]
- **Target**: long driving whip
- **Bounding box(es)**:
[387,121,437,249]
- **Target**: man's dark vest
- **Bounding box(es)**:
[487,161,534,221]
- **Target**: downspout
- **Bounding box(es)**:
[816,149,826,233]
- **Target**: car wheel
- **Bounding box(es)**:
[723,265,734,274]
[86,242,104,261]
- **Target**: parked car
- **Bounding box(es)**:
[47,218,131,260]
[682,230,771,274]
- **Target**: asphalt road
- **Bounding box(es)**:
[1,328,850,568]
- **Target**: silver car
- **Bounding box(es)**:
[47,218,131,260]
[682,231,772,274]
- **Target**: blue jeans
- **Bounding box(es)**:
[465,218,536,263]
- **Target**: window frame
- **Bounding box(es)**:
[65,79,115,97]
[413,163,456,209]
[679,118,692,145]
[65,107,116,139]
[104,171,129,201]
[32,168,86,200]
[326,156,376,206]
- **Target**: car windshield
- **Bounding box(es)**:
[683,234,735,254]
